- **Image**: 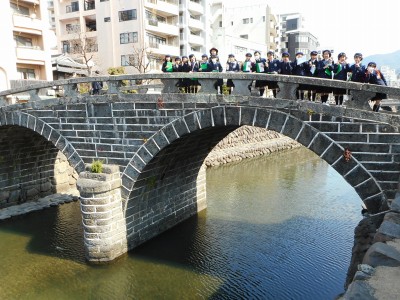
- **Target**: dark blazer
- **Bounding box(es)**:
[333,62,351,81]
[266,59,280,74]
[316,59,334,79]
[226,61,240,72]
[279,60,293,75]
[349,64,366,82]
[161,61,173,72]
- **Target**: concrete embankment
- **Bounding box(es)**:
[204,126,300,168]
[339,195,400,299]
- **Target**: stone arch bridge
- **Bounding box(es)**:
[1,73,400,262]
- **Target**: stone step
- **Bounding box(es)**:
[309,122,397,133]
[370,171,400,182]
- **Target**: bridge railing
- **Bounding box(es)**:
[1,73,400,110]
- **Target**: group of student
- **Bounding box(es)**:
[161,47,387,112]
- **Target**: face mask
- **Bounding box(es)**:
[368,67,375,73]
[254,55,260,60]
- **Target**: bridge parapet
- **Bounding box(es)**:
[1,73,400,110]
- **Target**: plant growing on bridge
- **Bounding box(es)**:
[91,159,104,173]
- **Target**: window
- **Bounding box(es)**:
[62,41,70,53]
[234,45,247,55]
[14,35,33,48]
[243,18,253,24]
[100,0,109,2]
[240,34,248,39]
[146,33,166,47]
[121,54,137,66]
[66,1,79,13]
[219,21,222,27]
[119,9,137,22]
[263,16,266,22]
[295,36,309,43]
[17,68,35,80]
[104,17,111,22]
[231,21,233,26]
[120,32,138,44]
[145,10,165,23]
[10,3,30,16]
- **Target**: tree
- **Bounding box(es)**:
[65,24,98,76]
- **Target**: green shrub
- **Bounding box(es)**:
[91,160,104,173]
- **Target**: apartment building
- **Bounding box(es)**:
[54,0,180,74]
[210,0,278,62]
[179,0,209,58]
[276,13,319,59]
[0,0,53,91]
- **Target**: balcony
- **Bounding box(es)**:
[148,43,180,56]
[12,14,43,35]
[188,34,204,46]
[144,0,179,17]
[188,17,203,30]
[145,20,179,37]
[188,0,204,15]
[16,46,46,64]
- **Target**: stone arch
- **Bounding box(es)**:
[0,110,85,173]
[120,106,385,248]
[0,111,85,207]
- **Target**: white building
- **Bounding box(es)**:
[54,0,181,74]
[0,0,54,91]
[209,0,278,63]
[179,0,210,58]
[381,65,399,87]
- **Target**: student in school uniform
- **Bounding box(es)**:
[349,52,365,83]
[364,62,387,112]
[208,55,223,94]
[209,47,219,62]
[305,50,318,101]
[188,54,200,93]
[279,52,293,75]
[251,51,267,96]
[179,56,191,93]
[199,54,210,72]
[265,51,280,97]
[315,49,334,105]
[173,57,182,88]
[333,52,351,106]
[161,55,173,72]
[226,54,240,94]
[291,51,308,99]
[242,53,254,92]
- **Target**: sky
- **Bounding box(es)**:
[230,0,400,58]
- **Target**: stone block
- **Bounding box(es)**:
[362,240,400,267]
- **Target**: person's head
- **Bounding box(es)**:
[367,62,377,73]
[209,47,218,56]
[310,50,318,59]
[254,51,261,60]
[245,53,252,60]
[175,57,181,64]
[165,55,171,62]
[182,56,188,63]
[322,50,331,59]
[201,54,208,61]
[337,52,347,62]
[282,52,290,62]
[354,52,363,64]
[267,51,274,59]
[295,52,303,59]
[189,54,196,62]
[228,54,235,62]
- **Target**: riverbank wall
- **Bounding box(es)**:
[339,195,400,299]
[204,126,301,168]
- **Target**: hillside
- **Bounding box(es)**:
[363,50,400,73]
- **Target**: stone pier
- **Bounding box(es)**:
[77,164,127,263]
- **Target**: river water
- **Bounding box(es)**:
[0,147,361,300]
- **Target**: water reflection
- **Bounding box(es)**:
[0,147,361,299]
